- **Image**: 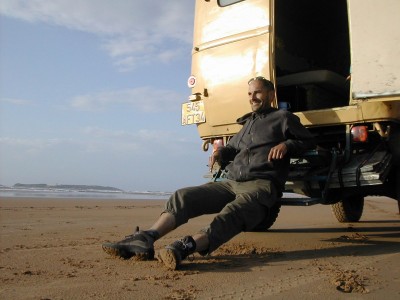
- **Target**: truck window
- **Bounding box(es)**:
[218,0,244,7]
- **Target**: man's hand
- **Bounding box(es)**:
[268,143,288,161]
[209,150,220,172]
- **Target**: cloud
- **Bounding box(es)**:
[70,86,185,112]
[0,128,171,155]
[0,98,33,105]
[0,125,190,160]
[82,126,182,144]
[79,126,191,157]
[0,137,70,154]
[0,0,194,71]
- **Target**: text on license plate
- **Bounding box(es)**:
[181,100,206,125]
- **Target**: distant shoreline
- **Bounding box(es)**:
[0,188,171,200]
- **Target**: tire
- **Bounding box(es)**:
[251,202,281,232]
[331,196,364,222]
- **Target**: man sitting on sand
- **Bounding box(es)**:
[102,77,316,270]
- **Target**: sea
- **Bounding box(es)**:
[0,185,306,201]
[0,186,172,200]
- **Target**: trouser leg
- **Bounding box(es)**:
[163,181,236,228]
[200,179,277,254]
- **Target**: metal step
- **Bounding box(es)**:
[280,196,322,206]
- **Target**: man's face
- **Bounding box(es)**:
[248,80,274,112]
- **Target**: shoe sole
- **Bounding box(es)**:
[102,245,154,260]
[156,248,179,270]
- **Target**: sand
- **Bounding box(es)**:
[0,196,399,299]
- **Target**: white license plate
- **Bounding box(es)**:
[181,100,206,125]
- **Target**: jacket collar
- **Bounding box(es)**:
[236,107,278,124]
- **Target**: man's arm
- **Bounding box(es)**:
[209,145,238,171]
[283,113,316,156]
[268,143,288,161]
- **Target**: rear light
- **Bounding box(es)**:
[351,126,368,142]
[212,138,224,152]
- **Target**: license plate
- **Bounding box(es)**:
[181,100,206,125]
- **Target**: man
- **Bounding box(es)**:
[102,77,316,270]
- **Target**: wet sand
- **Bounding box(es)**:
[0,196,399,299]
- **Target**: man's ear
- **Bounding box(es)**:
[268,90,275,102]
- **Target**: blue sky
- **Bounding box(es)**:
[0,0,209,192]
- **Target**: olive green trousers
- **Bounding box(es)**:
[163,179,278,254]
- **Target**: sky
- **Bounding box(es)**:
[0,0,210,192]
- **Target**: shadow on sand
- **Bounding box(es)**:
[179,220,400,272]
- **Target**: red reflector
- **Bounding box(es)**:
[187,75,196,88]
[351,126,368,142]
[212,138,224,151]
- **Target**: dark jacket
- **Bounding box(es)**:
[218,107,316,192]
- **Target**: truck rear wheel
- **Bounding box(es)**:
[251,202,281,232]
[331,196,364,222]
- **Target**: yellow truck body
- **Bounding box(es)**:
[183,0,400,225]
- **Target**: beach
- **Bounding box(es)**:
[0,196,399,299]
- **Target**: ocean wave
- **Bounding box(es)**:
[0,186,172,200]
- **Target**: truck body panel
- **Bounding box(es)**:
[348,0,400,99]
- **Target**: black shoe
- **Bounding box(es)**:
[157,236,196,270]
[102,227,155,260]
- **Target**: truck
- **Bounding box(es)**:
[182,0,400,230]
